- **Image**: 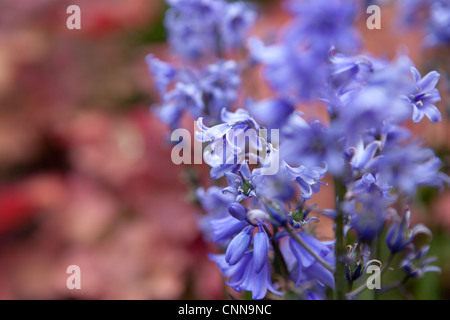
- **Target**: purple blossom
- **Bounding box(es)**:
[220,2,256,49]
[147,0,448,300]
[225,225,254,265]
[200,60,241,123]
[348,139,381,173]
[328,51,375,95]
[386,210,432,254]
[249,39,327,101]
[284,0,361,54]
[210,251,281,300]
[246,98,294,129]
[400,245,441,279]
[251,166,296,203]
[285,162,328,200]
[209,202,280,299]
[197,186,236,240]
[375,141,449,196]
[425,0,450,47]
[145,55,176,97]
[155,82,204,130]
[350,172,394,203]
[408,67,442,123]
[223,162,256,202]
[197,186,235,217]
[344,196,387,242]
[150,59,241,129]
[196,109,275,178]
[164,0,255,61]
[280,230,335,289]
[281,116,345,175]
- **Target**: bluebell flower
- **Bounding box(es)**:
[369,54,416,94]
[407,67,442,123]
[145,55,176,97]
[200,60,241,123]
[209,203,280,299]
[210,215,248,243]
[345,243,366,282]
[327,54,414,139]
[220,2,256,50]
[285,162,328,200]
[164,0,225,61]
[328,50,375,95]
[424,0,450,47]
[197,186,235,217]
[210,202,270,244]
[372,122,412,150]
[350,172,394,203]
[246,98,294,129]
[150,58,242,129]
[155,82,204,129]
[259,200,290,227]
[280,229,335,288]
[396,0,429,26]
[284,0,360,54]
[253,227,270,273]
[251,165,296,203]
[281,116,345,175]
[400,245,441,279]
[228,201,248,221]
[397,0,449,48]
[164,0,255,61]
[344,196,387,242]
[348,139,381,173]
[249,38,327,101]
[225,225,254,265]
[146,0,450,300]
[209,252,252,290]
[210,251,281,300]
[375,141,449,196]
[386,210,432,254]
[197,186,236,238]
[196,109,275,178]
[223,162,257,202]
[333,55,414,141]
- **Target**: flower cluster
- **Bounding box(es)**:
[397,0,450,48]
[148,0,448,300]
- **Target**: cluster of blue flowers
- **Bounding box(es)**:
[147,0,448,300]
[397,0,450,48]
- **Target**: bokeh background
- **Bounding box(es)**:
[0,0,449,299]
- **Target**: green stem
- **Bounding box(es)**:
[334,178,347,300]
[285,226,334,274]
[268,227,290,280]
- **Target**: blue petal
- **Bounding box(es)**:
[228,202,247,221]
[225,226,254,265]
[412,104,425,123]
[423,104,442,123]
[418,71,440,93]
[210,216,247,243]
[253,227,270,273]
